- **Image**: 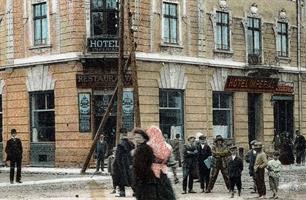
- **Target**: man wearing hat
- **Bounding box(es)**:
[196,135,212,193]
[182,135,198,194]
[206,135,231,193]
[112,128,135,197]
[245,140,258,193]
[253,142,268,199]
[227,145,243,198]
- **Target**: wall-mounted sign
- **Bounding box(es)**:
[76,73,132,89]
[79,93,91,132]
[122,89,134,132]
[274,82,294,94]
[87,37,119,52]
[224,76,279,93]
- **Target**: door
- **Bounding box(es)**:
[248,93,263,147]
[93,91,117,151]
[273,98,293,138]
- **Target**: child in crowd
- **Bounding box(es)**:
[107,147,117,194]
[227,145,243,198]
[267,151,282,199]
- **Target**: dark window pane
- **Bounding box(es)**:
[213,93,219,108]
[220,93,230,108]
[213,110,230,126]
[46,93,54,109]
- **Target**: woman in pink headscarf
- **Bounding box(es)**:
[146,126,176,199]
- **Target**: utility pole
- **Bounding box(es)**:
[128,1,141,127]
[115,0,125,144]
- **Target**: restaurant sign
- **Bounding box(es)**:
[87,37,119,52]
[76,73,132,89]
[224,76,279,93]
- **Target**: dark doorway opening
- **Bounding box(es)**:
[273,98,293,139]
[248,93,262,147]
[93,93,117,153]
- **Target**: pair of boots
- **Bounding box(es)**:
[231,190,241,198]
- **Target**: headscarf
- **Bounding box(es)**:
[146,125,172,178]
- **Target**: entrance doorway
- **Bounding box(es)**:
[93,91,117,152]
[273,96,293,138]
[248,93,263,146]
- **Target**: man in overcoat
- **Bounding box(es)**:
[206,135,230,193]
[294,129,306,165]
[196,135,212,192]
[245,140,257,193]
[112,128,135,197]
[95,134,108,172]
[5,129,23,184]
[182,136,198,194]
[227,145,243,198]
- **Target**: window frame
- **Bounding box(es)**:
[216,11,230,50]
[162,2,179,44]
[159,89,184,139]
[277,22,288,57]
[33,2,49,46]
[0,95,2,143]
[247,17,262,55]
[30,91,55,143]
[212,92,233,139]
[90,0,119,37]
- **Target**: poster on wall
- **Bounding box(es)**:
[79,93,91,132]
[122,89,134,131]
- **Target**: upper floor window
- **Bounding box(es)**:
[30,92,55,142]
[33,3,48,46]
[216,11,229,50]
[163,2,178,44]
[277,22,288,57]
[247,17,261,55]
[91,0,119,36]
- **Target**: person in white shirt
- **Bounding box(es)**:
[267,151,282,199]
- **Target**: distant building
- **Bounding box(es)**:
[0,0,305,167]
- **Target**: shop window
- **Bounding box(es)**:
[159,89,184,139]
[213,92,232,139]
[163,2,178,44]
[33,2,48,45]
[91,0,119,36]
[0,95,2,142]
[247,17,261,64]
[30,92,55,142]
[216,11,230,50]
[277,22,288,57]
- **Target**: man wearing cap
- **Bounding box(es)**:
[196,135,212,193]
[254,142,268,199]
[95,134,108,172]
[206,135,231,193]
[245,140,258,193]
[182,135,198,194]
[227,145,243,198]
[294,129,306,166]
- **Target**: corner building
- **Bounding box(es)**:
[0,0,305,167]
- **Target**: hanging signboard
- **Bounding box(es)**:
[78,93,91,132]
[87,37,119,52]
[122,89,134,132]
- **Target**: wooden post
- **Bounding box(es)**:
[115,0,125,145]
[81,86,118,174]
[128,6,141,127]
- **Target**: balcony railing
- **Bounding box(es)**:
[277,51,288,57]
[248,49,262,65]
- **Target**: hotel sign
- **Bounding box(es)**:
[274,82,294,94]
[225,76,279,93]
[87,37,119,52]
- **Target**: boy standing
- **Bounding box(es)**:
[227,146,243,198]
[267,152,282,199]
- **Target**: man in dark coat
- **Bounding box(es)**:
[228,146,243,198]
[182,136,198,194]
[112,128,135,197]
[245,140,257,193]
[294,129,306,165]
[172,134,181,167]
[5,129,23,184]
[206,135,231,193]
[95,134,108,172]
[196,135,212,193]
[279,131,295,165]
